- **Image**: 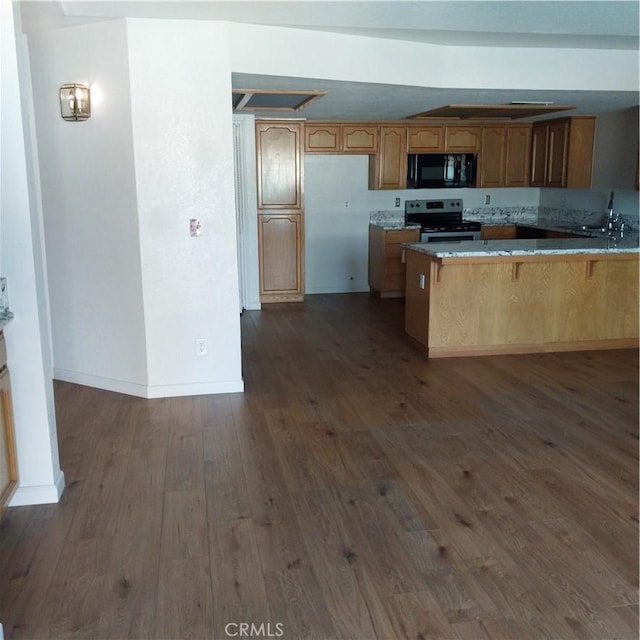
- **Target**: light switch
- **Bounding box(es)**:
[190,218,201,237]
[419,274,426,289]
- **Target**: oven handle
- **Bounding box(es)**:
[421,231,481,242]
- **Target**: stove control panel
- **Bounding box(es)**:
[404,199,463,214]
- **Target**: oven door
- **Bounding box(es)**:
[421,230,481,243]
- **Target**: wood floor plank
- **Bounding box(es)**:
[153,556,214,640]
[262,564,339,640]
[289,489,379,638]
[209,516,271,638]
[97,445,166,639]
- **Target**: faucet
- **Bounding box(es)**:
[606,191,625,237]
[607,191,615,230]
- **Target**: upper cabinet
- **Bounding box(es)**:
[256,120,303,209]
[304,124,340,153]
[407,126,444,152]
[304,123,378,153]
[445,125,481,152]
[342,125,378,153]
[530,116,596,188]
[301,116,596,191]
[369,126,407,190]
[504,125,532,187]
[479,124,531,188]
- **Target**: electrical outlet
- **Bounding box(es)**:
[485,194,491,205]
[195,338,207,356]
[345,200,350,209]
[395,197,401,207]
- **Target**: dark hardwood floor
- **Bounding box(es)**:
[1,293,638,639]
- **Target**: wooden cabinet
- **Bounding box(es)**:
[530,116,596,188]
[407,126,444,152]
[479,126,506,187]
[504,125,532,186]
[479,124,531,187]
[341,125,378,153]
[256,120,303,210]
[258,214,304,302]
[304,123,378,153]
[368,225,420,297]
[256,120,304,303]
[304,124,341,153]
[481,224,518,240]
[547,120,570,187]
[368,126,407,190]
[0,332,18,520]
[530,124,549,187]
[445,125,481,152]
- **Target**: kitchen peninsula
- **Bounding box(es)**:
[404,237,639,357]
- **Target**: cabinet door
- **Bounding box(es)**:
[256,121,303,209]
[258,214,303,302]
[481,225,517,240]
[407,126,444,152]
[370,126,407,190]
[341,125,378,153]
[445,126,481,152]
[304,124,340,153]
[530,124,549,187]
[547,120,569,187]
[0,367,18,517]
[479,126,506,187]
[504,125,532,187]
[565,117,596,189]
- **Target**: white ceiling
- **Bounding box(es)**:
[19,1,640,120]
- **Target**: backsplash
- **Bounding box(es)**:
[463,206,538,225]
[371,206,639,231]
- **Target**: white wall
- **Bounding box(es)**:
[1,1,64,505]
[127,19,243,396]
[27,20,148,395]
[26,18,243,398]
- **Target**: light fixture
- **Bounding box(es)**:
[59,83,91,121]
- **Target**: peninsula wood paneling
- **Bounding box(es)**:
[405,249,639,357]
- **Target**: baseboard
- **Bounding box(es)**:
[305,284,369,295]
[144,379,244,398]
[54,368,150,397]
[9,468,66,506]
[54,368,244,398]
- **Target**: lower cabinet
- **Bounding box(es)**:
[481,225,518,240]
[368,225,420,297]
[258,213,304,303]
[0,332,18,520]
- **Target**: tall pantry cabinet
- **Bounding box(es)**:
[255,120,304,303]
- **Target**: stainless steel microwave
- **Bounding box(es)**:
[407,153,477,189]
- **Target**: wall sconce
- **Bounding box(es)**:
[59,83,91,121]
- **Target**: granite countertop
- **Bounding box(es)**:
[405,236,639,259]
